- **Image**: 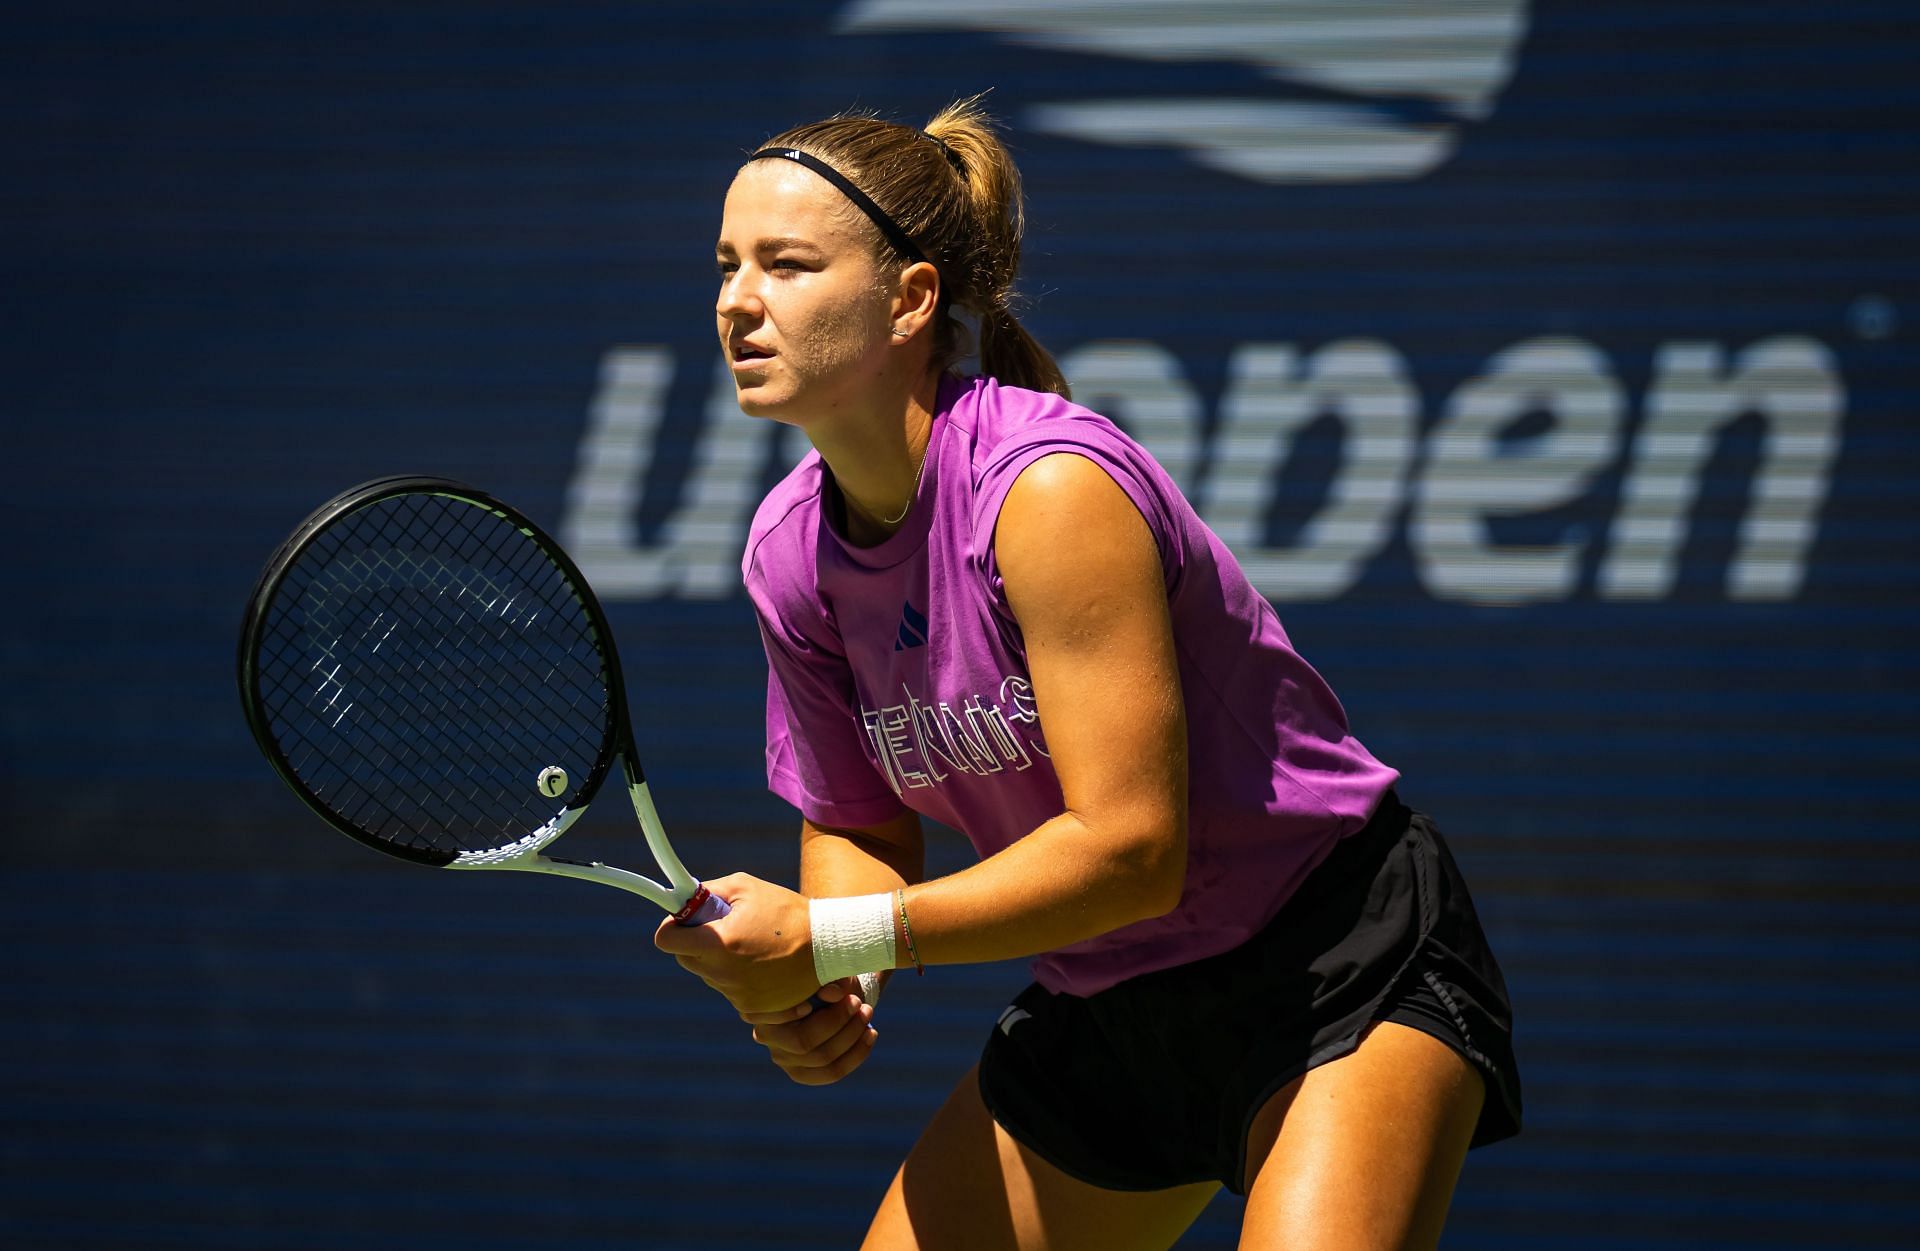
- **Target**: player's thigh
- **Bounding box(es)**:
[863,1064,1218,1251]
[1238,1021,1484,1251]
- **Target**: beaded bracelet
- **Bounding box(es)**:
[896,887,925,975]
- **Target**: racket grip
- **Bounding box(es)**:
[673,884,732,927]
[674,884,825,1011]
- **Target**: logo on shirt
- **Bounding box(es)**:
[861,674,1050,798]
[893,600,929,651]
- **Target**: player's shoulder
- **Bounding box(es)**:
[956,374,1189,581]
[953,375,1152,506]
[952,374,1125,475]
[742,449,826,589]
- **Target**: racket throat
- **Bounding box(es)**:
[478,852,685,912]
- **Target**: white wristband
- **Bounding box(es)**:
[809,893,897,986]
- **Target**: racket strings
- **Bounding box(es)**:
[268,532,545,841]
[286,503,605,845]
[254,492,615,854]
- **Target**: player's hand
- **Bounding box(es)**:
[653,872,820,1016]
[739,979,879,1085]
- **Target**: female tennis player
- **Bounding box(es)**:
[655,98,1522,1250]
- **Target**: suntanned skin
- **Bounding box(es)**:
[857,1024,1480,1251]
[658,162,1191,1019]
[656,151,1487,1251]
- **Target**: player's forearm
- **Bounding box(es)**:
[896,807,1185,970]
[800,816,924,899]
[800,819,925,1000]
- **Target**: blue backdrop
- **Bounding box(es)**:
[4,2,1916,1247]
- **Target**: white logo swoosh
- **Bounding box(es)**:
[838,0,1531,183]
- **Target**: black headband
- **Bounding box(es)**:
[747,146,928,264]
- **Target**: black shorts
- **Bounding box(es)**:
[976,793,1523,1195]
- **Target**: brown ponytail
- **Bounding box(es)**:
[758,96,1071,399]
[974,303,1068,397]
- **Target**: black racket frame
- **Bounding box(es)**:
[236,474,642,867]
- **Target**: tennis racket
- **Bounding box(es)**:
[237,474,728,926]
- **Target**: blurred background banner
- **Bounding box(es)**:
[3,2,1915,1248]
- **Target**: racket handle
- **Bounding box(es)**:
[672,884,732,927]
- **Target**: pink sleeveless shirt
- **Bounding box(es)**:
[743,375,1399,996]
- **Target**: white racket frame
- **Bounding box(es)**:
[446,775,702,914]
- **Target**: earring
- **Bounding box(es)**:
[890,328,910,337]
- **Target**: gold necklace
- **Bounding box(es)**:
[869,439,929,528]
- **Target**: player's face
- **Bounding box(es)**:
[715,162,899,424]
